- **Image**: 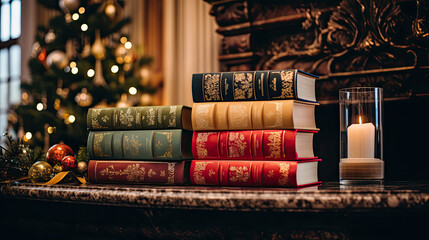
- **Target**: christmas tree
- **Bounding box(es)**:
[12,0,155,150]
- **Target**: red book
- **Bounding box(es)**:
[190,160,321,187]
[192,130,317,161]
[88,160,188,185]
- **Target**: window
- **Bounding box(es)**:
[0,0,21,133]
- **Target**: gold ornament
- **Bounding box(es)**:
[104,3,116,20]
[75,88,93,107]
[63,0,80,11]
[77,161,88,175]
[44,30,56,44]
[53,164,63,173]
[91,30,105,60]
[92,30,107,87]
[28,161,53,183]
[116,93,131,107]
[46,50,69,69]
[102,0,122,21]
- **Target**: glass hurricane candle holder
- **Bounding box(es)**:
[339,87,383,184]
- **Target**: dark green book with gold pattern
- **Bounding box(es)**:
[87,129,193,160]
[87,105,192,130]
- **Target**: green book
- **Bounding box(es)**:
[87,129,193,161]
[86,105,192,130]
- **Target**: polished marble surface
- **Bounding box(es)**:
[1,181,428,211]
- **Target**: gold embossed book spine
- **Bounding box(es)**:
[192,70,318,103]
[87,105,192,130]
[87,129,193,161]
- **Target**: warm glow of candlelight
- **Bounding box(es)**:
[359,116,362,124]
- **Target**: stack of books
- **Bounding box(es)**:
[86,106,193,185]
[190,70,322,187]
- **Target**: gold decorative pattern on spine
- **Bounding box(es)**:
[99,164,146,182]
[273,70,294,99]
[136,111,141,126]
[267,170,275,178]
[195,104,213,129]
[266,131,282,158]
[233,72,253,100]
[278,163,290,186]
[91,109,103,129]
[167,163,175,184]
[124,135,142,156]
[156,131,173,158]
[224,76,229,96]
[196,132,211,158]
[147,169,157,178]
[229,166,249,183]
[270,102,283,128]
[119,108,134,127]
[229,104,249,128]
[193,162,209,184]
[168,106,177,127]
[203,74,221,101]
[144,107,156,126]
[228,132,247,157]
[93,133,110,157]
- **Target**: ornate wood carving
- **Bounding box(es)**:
[206,0,429,101]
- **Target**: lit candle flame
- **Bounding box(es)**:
[359,116,362,124]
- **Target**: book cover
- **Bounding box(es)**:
[192,100,318,131]
[88,160,189,185]
[87,105,192,130]
[87,129,193,160]
[192,69,318,102]
[192,130,317,160]
[190,160,321,187]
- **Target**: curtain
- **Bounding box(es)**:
[162,0,220,106]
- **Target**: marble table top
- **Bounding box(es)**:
[1,181,429,212]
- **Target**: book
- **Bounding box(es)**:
[190,160,321,187]
[88,160,189,185]
[192,130,317,161]
[86,105,192,130]
[87,129,193,160]
[192,100,318,131]
[192,69,317,103]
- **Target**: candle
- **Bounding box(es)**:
[347,116,375,158]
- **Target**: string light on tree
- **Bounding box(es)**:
[71,67,79,74]
[72,13,79,20]
[25,132,32,141]
[120,36,127,44]
[68,115,76,123]
[47,126,56,134]
[124,41,132,49]
[78,7,85,14]
[111,65,119,73]
[129,87,137,95]
[87,69,95,77]
[64,66,71,72]
[36,103,44,111]
[81,24,88,31]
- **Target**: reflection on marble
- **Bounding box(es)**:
[1,181,428,211]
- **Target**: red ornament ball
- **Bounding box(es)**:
[46,144,74,166]
[61,155,77,171]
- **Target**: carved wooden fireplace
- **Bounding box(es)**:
[206,0,429,180]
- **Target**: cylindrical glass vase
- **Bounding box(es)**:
[339,87,384,184]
